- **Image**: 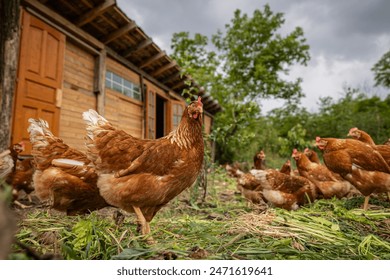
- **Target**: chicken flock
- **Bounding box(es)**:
[1,98,390,245]
[1,97,204,242]
[230,129,390,211]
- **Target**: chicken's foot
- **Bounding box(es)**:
[13,200,32,209]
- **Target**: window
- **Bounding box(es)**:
[172,101,184,130]
[105,71,141,101]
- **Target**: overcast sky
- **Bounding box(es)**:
[117,0,390,113]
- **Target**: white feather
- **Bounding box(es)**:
[27,118,54,148]
[52,158,85,167]
[82,109,108,126]
[82,109,110,142]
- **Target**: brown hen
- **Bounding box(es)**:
[347,127,390,166]
[82,97,204,238]
[253,150,266,170]
[292,149,352,199]
[303,148,321,164]
[1,142,35,208]
[249,169,317,210]
[11,157,35,206]
[316,136,390,210]
[279,159,292,175]
[28,119,109,215]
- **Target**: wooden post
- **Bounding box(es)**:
[0,0,21,151]
[140,75,146,139]
[94,49,106,115]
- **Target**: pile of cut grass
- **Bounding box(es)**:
[10,167,390,260]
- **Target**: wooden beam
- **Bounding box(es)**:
[94,50,106,115]
[102,21,137,44]
[171,80,186,90]
[22,0,104,50]
[197,87,205,95]
[76,0,115,27]
[122,38,153,58]
[207,102,221,112]
[161,71,181,83]
[200,93,212,103]
[202,97,215,107]
[151,61,177,77]
[139,50,165,69]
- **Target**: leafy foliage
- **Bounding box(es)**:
[304,88,390,144]
[170,4,390,165]
[171,5,310,163]
[372,49,390,88]
[212,7,310,101]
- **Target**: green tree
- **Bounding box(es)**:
[171,5,310,163]
[212,6,310,102]
[372,50,390,88]
[304,87,390,144]
[170,32,219,94]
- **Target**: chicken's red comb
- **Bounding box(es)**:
[292,148,298,154]
[197,96,202,107]
[349,127,358,133]
[304,147,309,152]
[18,141,25,147]
[315,136,321,142]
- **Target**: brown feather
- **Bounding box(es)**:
[292,149,352,199]
[316,137,390,197]
[83,99,204,227]
[28,118,109,214]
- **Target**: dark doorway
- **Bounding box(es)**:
[155,95,166,138]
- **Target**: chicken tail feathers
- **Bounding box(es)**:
[82,109,112,165]
[27,118,60,158]
[27,118,54,145]
[82,109,111,140]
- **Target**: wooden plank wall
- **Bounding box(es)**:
[57,44,211,149]
[60,41,96,151]
[105,58,143,138]
[204,114,212,135]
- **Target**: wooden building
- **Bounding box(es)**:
[11,0,221,154]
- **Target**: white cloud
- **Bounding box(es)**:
[116,0,390,113]
[288,55,378,112]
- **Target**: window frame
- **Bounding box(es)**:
[105,70,142,101]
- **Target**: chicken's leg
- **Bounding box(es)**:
[132,206,148,234]
[132,206,155,244]
[13,200,32,209]
[363,196,370,211]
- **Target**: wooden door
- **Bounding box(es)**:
[12,11,65,154]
